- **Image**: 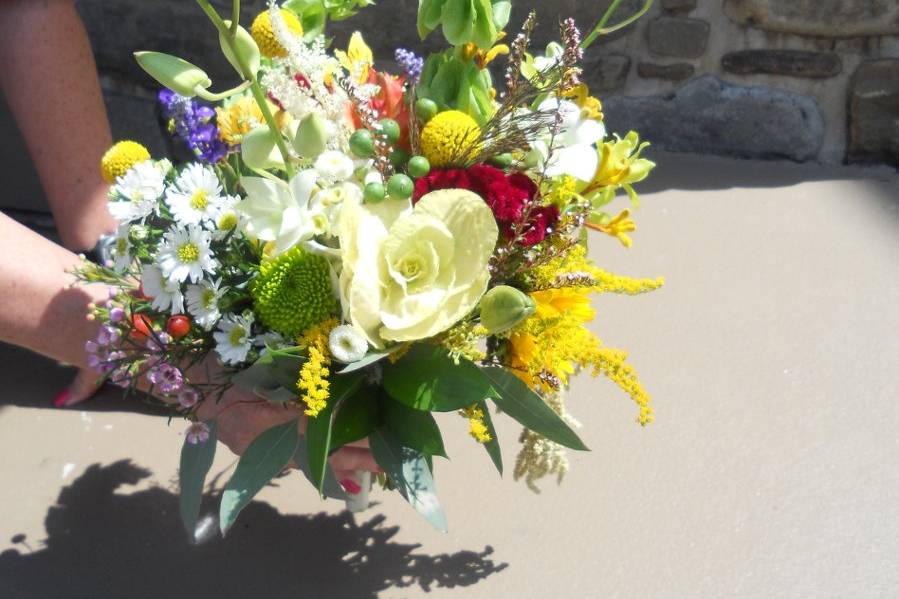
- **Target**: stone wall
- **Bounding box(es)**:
[45,1,899,167]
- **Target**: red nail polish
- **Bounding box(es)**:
[340,478,362,495]
[53,390,72,408]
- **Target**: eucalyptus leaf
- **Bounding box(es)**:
[179,421,217,542]
[382,345,493,412]
[220,419,300,534]
[330,386,380,450]
[382,397,447,457]
[306,372,365,496]
[338,351,392,374]
[294,434,347,500]
[370,428,448,532]
[477,399,503,475]
[480,366,589,451]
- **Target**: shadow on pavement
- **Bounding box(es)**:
[0,461,507,599]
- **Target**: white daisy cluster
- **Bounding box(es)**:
[105,160,259,364]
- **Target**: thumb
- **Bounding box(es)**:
[53,369,103,408]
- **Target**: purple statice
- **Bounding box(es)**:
[158,89,228,164]
[394,48,424,84]
[185,421,211,445]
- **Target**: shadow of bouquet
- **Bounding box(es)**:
[0,461,506,598]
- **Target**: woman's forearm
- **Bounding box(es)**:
[0,213,105,368]
[0,0,115,251]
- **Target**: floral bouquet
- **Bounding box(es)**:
[78,0,662,536]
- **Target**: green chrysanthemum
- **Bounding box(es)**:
[250,247,337,339]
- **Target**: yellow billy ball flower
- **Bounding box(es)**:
[420,110,482,168]
[250,246,337,339]
[100,141,150,183]
[251,9,303,59]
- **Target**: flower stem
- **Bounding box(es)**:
[196,0,295,178]
[582,0,654,51]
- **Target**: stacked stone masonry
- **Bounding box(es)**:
[67,0,899,166]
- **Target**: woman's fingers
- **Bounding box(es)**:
[53,368,102,407]
[330,445,380,474]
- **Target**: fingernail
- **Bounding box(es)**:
[53,389,72,408]
[340,478,362,495]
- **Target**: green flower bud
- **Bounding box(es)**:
[479,285,536,334]
[349,129,374,158]
[293,113,329,159]
[241,126,284,170]
[407,155,431,178]
[220,21,262,78]
[377,118,401,144]
[415,98,439,123]
[134,51,211,98]
[387,174,414,200]
[364,181,386,203]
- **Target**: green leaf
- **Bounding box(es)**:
[471,0,498,49]
[268,347,306,393]
[441,0,475,46]
[179,420,217,542]
[306,372,365,496]
[418,0,446,39]
[477,399,503,475]
[370,428,448,532]
[220,419,300,534]
[232,358,297,403]
[491,0,511,29]
[330,386,380,450]
[480,366,589,451]
[382,396,447,457]
[337,350,393,375]
[294,434,347,501]
[382,345,493,412]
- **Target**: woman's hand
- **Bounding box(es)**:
[196,383,380,494]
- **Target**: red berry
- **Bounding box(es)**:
[130,314,153,342]
[167,315,191,340]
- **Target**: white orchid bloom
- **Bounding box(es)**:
[530,97,606,182]
[237,170,329,255]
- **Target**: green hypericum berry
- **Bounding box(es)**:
[349,129,374,157]
[407,156,431,178]
[377,118,401,144]
[415,98,438,123]
[250,247,337,339]
[364,181,386,203]
[389,148,410,167]
[387,174,414,200]
[488,153,514,169]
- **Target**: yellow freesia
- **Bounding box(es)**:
[584,131,655,209]
[336,32,373,84]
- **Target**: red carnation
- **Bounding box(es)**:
[412,164,556,247]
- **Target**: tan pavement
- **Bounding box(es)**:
[1,153,897,598]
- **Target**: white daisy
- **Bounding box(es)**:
[165,163,226,226]
[531,97,606,182]
[314,150,355,182]
[109,224,133,273]
[185,279,224,330]
[156,225,219,284]
[141,264,185,315]
[109,160,167,223]
[213,313,254,365]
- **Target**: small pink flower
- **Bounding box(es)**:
[109,307,125,323]
[178,387,199,409]
[185,421,210,445]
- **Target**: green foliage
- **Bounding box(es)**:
[381,396,447,457]
[370,428,448,532]
[330,386,380,449]
[417,0,508,49]
[220,419,301,534]
[418,50,495,125]
[480,366,589,451]
[476,399,503,474]
[382,345,493,412]
[305,372,365,496]
[285,0,375,38]
[179,420,217,542]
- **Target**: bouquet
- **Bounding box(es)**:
[78,0,662,536]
